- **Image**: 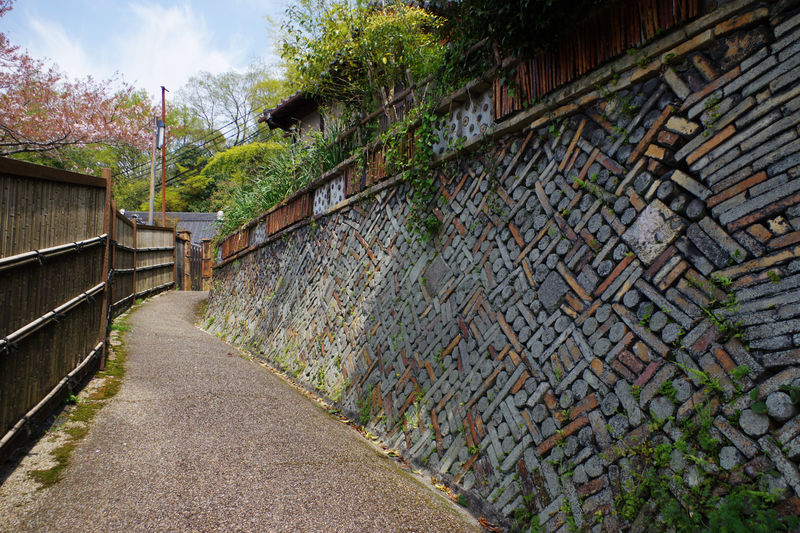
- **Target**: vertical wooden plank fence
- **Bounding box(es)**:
[132,224,176,297]
[201,240,213,291]
[110,208,136,317]
[173,232,203,291]
[175,231,190,291]
[0,157,178,463]
[189,243,203,291]
[0,157,109,460]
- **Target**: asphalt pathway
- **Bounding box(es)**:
[20,291,480,532]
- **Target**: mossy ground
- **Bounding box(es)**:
[27,310,132,488]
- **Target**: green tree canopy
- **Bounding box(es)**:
[281,0,444,105]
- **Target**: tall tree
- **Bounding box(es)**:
[176,65,287,147]
[0,0,153,161]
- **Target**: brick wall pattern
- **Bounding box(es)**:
[207,2,800,529]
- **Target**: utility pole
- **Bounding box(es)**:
[148,116,156,225]
[161,85,169,226]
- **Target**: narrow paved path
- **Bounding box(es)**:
[20,291,479,532]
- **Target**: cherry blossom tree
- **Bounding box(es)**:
[0,0,153,157]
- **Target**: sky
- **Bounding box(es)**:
[2,0,290,99]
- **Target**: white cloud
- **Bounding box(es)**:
[117,2,248,98]
[25,17,97,80]
[19,2,259,101]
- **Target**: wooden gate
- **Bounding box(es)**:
[189,243,203,291]
[175,232,188,290]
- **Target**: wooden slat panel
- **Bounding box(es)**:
[0,161,108,442]
[493,0,700,122]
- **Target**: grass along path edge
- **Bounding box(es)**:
[25,303,139,488]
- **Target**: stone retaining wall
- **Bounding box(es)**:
[207,1,800,529]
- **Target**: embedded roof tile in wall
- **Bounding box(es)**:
[313,185,330,216]
[330,176,345,208]
[207,2,800,529]
[250,219,267,248]
[433,90,493,155]
[313,176,347,216]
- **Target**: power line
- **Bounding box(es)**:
[114,118,248,179]
[157,126,272,189]
[119,121,267,188]
[153,126,275,193]
[115,111,268,179]
[116,116,246,177]
[154,128,269,191]
[164,126,272,187]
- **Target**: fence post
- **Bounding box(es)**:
[173,226,177,289]
[108,199,116,338]
[184,233,192,290]
[201,239,212,291]
[132,217,137,298]
[99,168,112,371]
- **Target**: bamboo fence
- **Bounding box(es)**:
[0,157,178,462]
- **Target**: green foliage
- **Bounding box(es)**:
[613,363,798,532]
[686,275,745,342]
[281,1,444,104]
[512,498,542,533]
[30,314,130,488]
[112,68,288,212]
[356,385,373,426]
[381,105,442,241]
[780,384,800,405]
[706,489,797,532]
[178,66,287,146]
[657,380,678,403]
[731,365,751,381]
[194,142,285,209]
[639,303,654,326]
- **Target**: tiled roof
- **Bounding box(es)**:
[259,91,318,131]
[124,212,220,244]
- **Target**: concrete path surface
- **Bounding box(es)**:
[18,291,480,532]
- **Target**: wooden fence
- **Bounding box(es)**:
[0,157,177,462]
[176,232,188,290]
[214,0,707,265]
[188,243,203,291]
[175,233,204,291]
[108,210,176,317]
[492,0,701,120]
[110,210,136,316]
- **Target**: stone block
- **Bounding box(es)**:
[670,169,711,201]
[713,7,769,37]
[687,223,730,268]
[622,200,685,266]
[759,436,800,498]
[538,271,569,313]
[665,116,700,137]
[767,391,798,422]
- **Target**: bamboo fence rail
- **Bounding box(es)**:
[0,157,178,462]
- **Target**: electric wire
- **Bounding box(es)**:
[156,126,273,190]
[152,126,275,193]
[113,115,247,177]
[114,118,251,179]
[155,127,270,190]
[121,121,269,187]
